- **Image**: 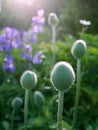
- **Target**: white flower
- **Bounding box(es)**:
[79,19,91,26]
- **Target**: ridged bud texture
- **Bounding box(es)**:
[71,40,87,59]
[50,61,75,91]
[20,70,37,90]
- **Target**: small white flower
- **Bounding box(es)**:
[79,19,91,26]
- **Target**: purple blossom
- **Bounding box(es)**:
[0,9,46,74]
[37,9,45,17]
[0,34,12,52]
[0,27,23,52]
[2,55,15,73]
[32,9,45,34]
[33,51,44,64]
[21,53,33,62]
[24,44,32,52]
[32,25,44,33]
[11,40,21,49]
[29,33,37,43]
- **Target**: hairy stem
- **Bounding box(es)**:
[73,59,81,128]
[24,89,29,130]
[57,91,64,130]
[52,26,56,65]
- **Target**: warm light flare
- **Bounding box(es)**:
[14,0,32,6]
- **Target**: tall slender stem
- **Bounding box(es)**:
[73,59,81,128]
[57,91,64,130]
[52,26,56,65]
[11,109,15,130]
[24,89,29,130]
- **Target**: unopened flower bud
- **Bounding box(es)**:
[20,70,37,90]
[48,13,59,27]
[34,91,45,107]
[12,97,23,110]
[50,61,75,91]
[71,40,87,59]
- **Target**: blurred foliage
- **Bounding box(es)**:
[0,0,98,37]
[59,0,98,38]
[0,0,67,30]
[0,32,98,130]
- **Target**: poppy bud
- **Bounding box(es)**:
[50,61,75,91]
[20,70,37,90]
[34,91,45,107]
[48,13,59,27]
[71,40,87,59]
[12,97,23,110]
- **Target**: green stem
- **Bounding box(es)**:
[24,89,29,130]
[52,26,56,65]
[11,109,15,130]
[73,59,81,128]
[57,91,64,130]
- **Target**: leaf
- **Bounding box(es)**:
[86,124,93,130]
[95,127,98,130]
[2,121,9,130]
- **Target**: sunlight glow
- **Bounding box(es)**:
[14,0,32,6]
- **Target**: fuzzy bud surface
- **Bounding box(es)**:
[51,61,75,91]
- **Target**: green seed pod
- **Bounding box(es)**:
[20,70,37,90]
[48,13,59,27]
[71,39,87,59]
[50,61,75,91]
[34,91,45,107]
[12,97,23,110]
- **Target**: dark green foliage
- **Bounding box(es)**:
[59,0,98,38]
[0,33,98,129]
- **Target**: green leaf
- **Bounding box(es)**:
[86,124,93,130]
[2,121,9,130]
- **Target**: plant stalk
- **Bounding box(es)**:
[73,59,81,128]
[57,91,64,130]
[52,26,56,65]
[24,89,29,130]
[11,109,15,130]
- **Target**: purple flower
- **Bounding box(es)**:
[32,9,45,34]
[24,44,32,52]
[4,44,12,52]
[4,27,13,39]
[32,25,44,33]
[11,40,21,49]
[0,27,23,52]
[29,33,37,43]
[33,51,44,64]
[21,53,33,62]
[2,55,15,73]
[37,9,45,17]
[0,34,12,52]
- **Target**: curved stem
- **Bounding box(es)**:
[57,91,64,130]
[24,89,29,130]
[73,59,81,128]
[11,109,15,130]
[52,26,56,65]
